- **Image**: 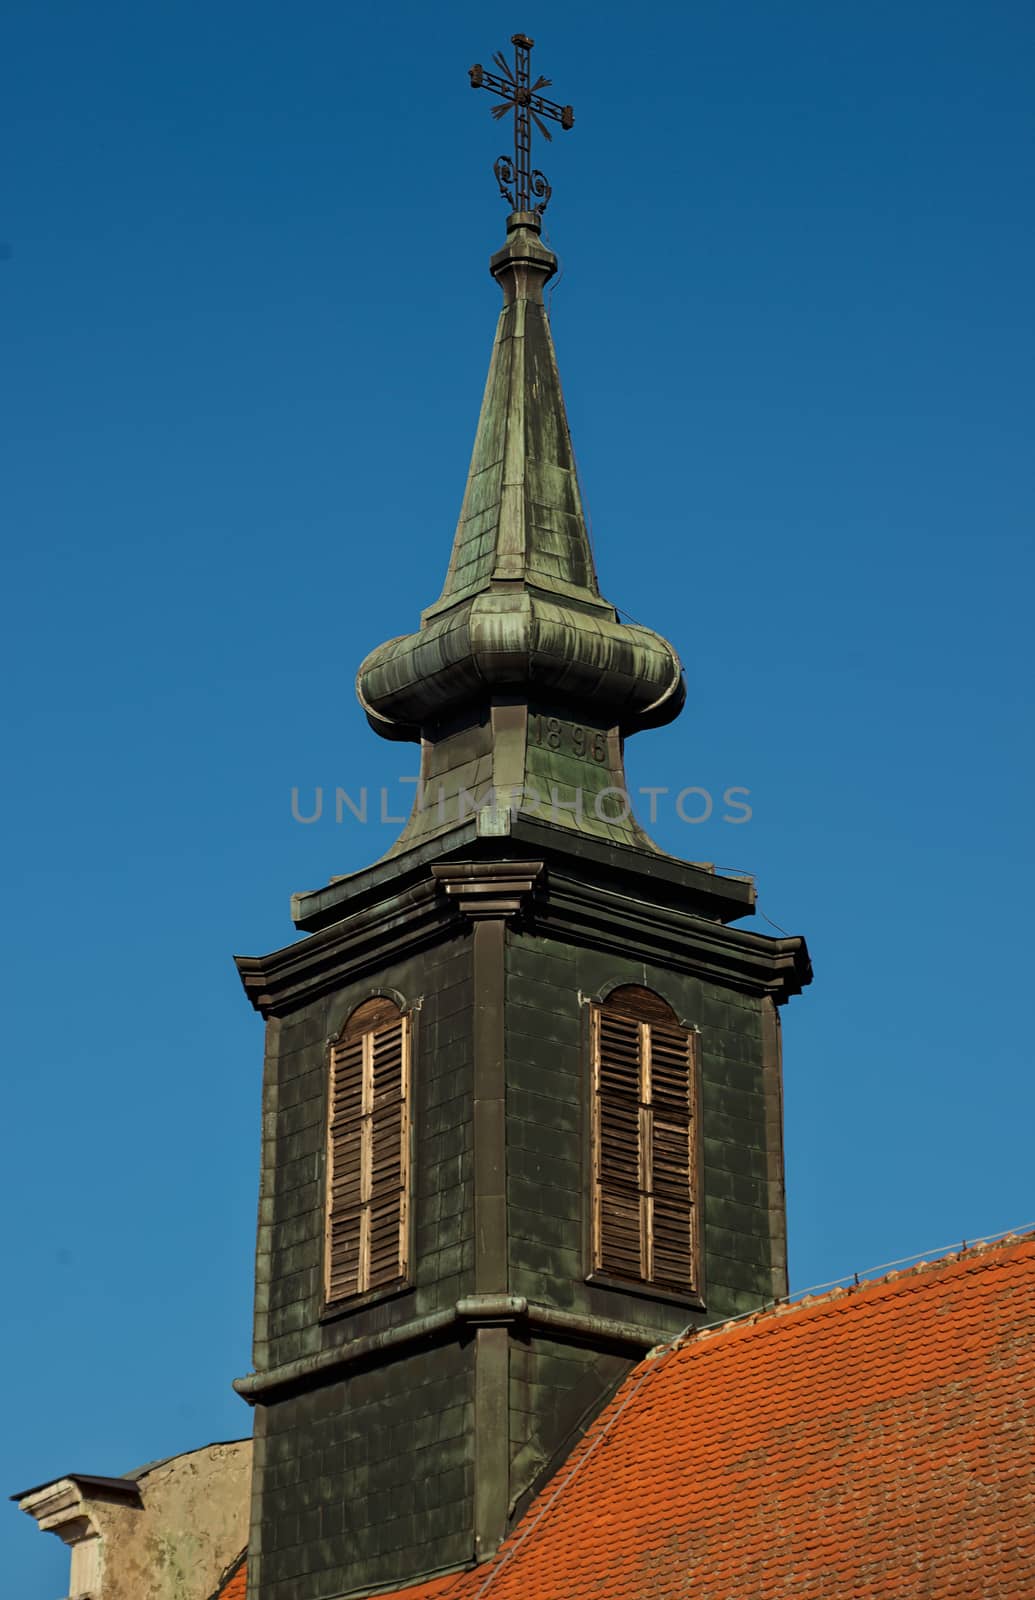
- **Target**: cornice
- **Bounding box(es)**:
[544,872,812,999]
[291,815,755,935]
[236,876,454,1018]
[431,860,544,919]
[236,833,809,1018]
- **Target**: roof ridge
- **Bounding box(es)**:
[671,1228,1035,1357]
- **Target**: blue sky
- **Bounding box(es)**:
[3,1,1033,1590]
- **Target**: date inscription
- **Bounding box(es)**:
[529,714,608,764]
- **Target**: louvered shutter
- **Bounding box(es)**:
[367,1017,408,1290]
[326,1008,410,1303]
[594,1010,647,1281]
[648,1023,696,1289]
[593,993,698,1293]
[327,1032,364,1301]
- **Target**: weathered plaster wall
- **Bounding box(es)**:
[105,1442,251,1600]
[18,1441,252,1600]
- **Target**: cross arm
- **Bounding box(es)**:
[469,65,574,130]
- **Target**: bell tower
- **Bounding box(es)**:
[234,35,810,1600]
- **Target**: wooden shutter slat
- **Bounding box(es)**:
[598,1188,642,1278]
[652,1199,694,1288]
[367,1194,404,1288]
[653,1120,691,1186]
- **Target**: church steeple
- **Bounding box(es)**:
[235,36,811,1600]
[357,207,685,856]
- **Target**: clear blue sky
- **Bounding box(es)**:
[3,2,1033,1591]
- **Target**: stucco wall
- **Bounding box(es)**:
[17,1439,251,1600]
[101,1440,251,1600]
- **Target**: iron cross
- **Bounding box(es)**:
[469,33,574,216]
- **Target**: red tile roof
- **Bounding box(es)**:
[364,1232,1035,1600]
[361,1580,463,1600]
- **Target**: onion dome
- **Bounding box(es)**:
[356,211,686,857]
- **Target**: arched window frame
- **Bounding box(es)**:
[324,996,412,1307]
[590,985,701,1297]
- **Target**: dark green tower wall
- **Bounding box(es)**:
[235,826,807,1600]
[245,931,479,1598]
[253,932,477,1371]
[502,930,787,1510]
[251,1343,473,1597]
[505,932,787,1323]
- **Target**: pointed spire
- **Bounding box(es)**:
[356,213,686,857]
[425,212,606,620]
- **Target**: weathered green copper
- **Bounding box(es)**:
[357,211,686,855]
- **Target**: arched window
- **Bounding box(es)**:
[591,986,700,1293]
[325,997,411,1304]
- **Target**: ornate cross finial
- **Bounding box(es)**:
[469,33,574,216]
